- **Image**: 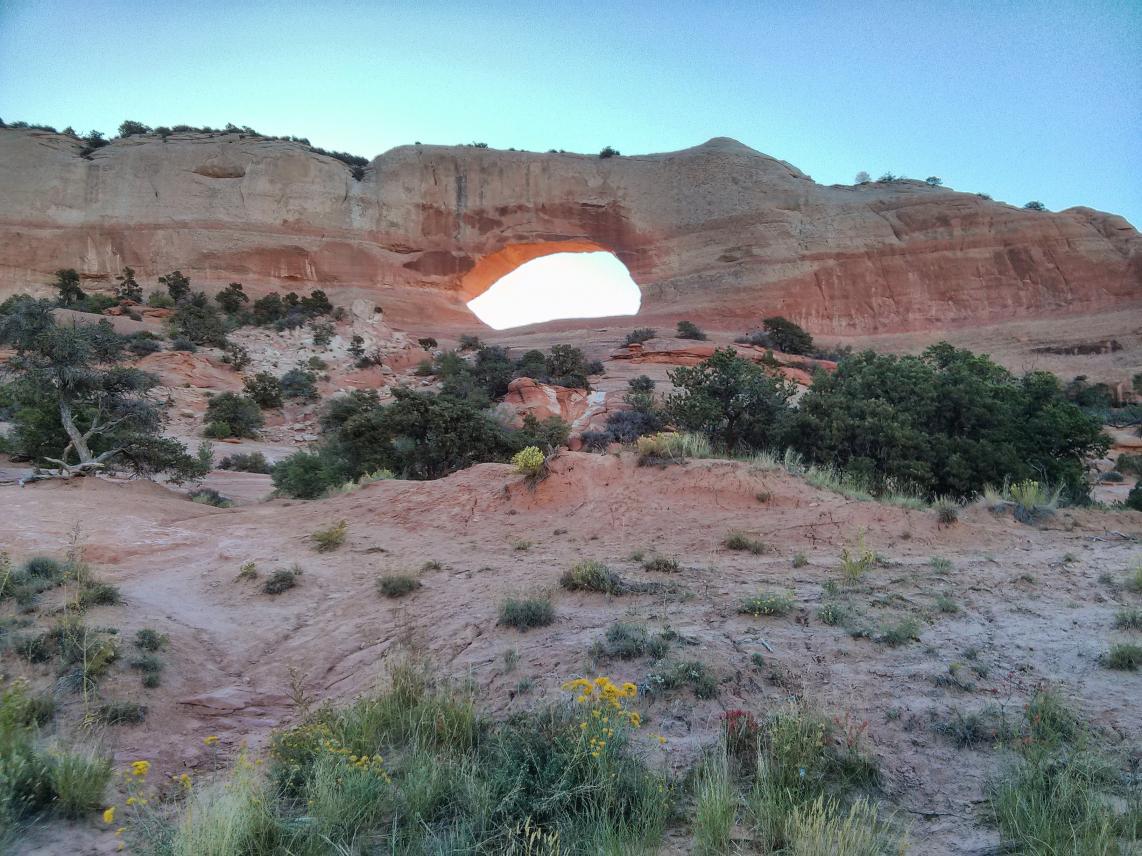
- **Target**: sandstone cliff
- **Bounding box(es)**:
[0,129,1138,332]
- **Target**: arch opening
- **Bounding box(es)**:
[466,251,641,330]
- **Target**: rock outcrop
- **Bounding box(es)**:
[1,129,1138,332]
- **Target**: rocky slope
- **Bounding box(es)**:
[0,128,1138,332]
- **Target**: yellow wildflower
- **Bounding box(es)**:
[203,735,220,746]
[103,806,116,824]
[130,760,150,777]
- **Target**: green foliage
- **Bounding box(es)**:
[311,520,347,552]
[280,367,318,400]
[134,628,169,652]
[1126,483,1142,512]
[792,343,1109,500]
[158,270,191,302]
[666,348,797,451]
[623,328,657,346]
[98,701,147,725]
[599,145,621,158]
[377,574,422,598]
[645,660,718,699]
[762,316,814,355]
[48,748,112,818]
[271,451,342,499]
[590,622,672,661]
[723,531,769,554]
[560,560,624,594]
[243,372,283,409]
[1101,643,1141,670]
[511,446,545,477]
[114,266,143,302]
[739,591,795,617]
[676,320,707,340]
[52,268,85,305]
[0,299,202,480]
[497,596,555,630]
[218,451,271,473]
[263,567,301,595]
[169,293,228,346]
[204,393,263,438]
[214,282,248,314]
[1023,200,1047,211]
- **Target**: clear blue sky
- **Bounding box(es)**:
[2,0,1139,224]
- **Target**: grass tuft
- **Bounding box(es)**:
[722,531,769,555]
[497,596,554,631]
[377,574,421,599]
[560,560,624,594]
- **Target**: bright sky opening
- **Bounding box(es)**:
[466,252,641,330]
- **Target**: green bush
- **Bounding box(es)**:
[169,295,228,347]
[217,451,271,473]
[560,560,624,594]
[676,320,707,340]
[203,393,263,438]
[762,316,814,355]
[497,596,554,630]
[243,372,283,409]
[264,567,301,595]
[271,451,343,499]
[624,328,657,346]
[666,349,796,452]
[281,367,319,400]
[377,575,422,598]
[792,343,1109,500]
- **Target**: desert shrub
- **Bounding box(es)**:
[214,282,248,314]
[560,560,624,594]
[666,349,797,452]
[628,374,655,394]
[933,496,959,525]
[877,618,921,647]
[217,451,271,473]
[1126,483,1142,512]
[271,451,343,499]
[580,430,611,451]
[170,336,197,352]
[642,555,680,573]
[636,431,711,463]
[1115,609,1142,630]
[263,567,301,595]
[280,367,319,400]
[518,413,570,451]
[126,333,163,356]
[243,372,283,408]
[221,341,250,370]
[417,336,437,351]
[723,531,769,554]
[791,344,1108,501]
[98,701,147,725]
[1009,479,1060,524]
[169,296,228,347]
[188,487,232,508]
[599,145,621,158]
[739,591,795,617]
[590,623,671,661]
[605,409,665,443]
[497,596,554,630]
[203,393,263,438]
[311,520,347,552]
[762,316,813,355]
[676,320,707,340]
[309,320,334,348]
[694,754,734,854]
[511,445,545,477]
[1023,200,1046,211]
[1101,643,1141,670]
[623,328,657,346]
[1116,452,1142,476]
[46,747,112,818]
[377,575,422,598]
[645,659,718,699]
[134,628,168,651]
[77,582,121,607]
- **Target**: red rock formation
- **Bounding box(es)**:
[502,377,591,426]
[1,130,1138,333]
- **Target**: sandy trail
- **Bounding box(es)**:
[2,453,1140,854]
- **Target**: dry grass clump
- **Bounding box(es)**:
[497,596,555,631]
[1101,643,1141,671]
[722,531,769,555]
[377,574,421,599]
[739,591,795,617]
[311,520,347,552]
[642,555,680,573]
[560,560,625,594]
[637,432,711,464]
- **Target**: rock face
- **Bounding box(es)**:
[1,129,1138,333]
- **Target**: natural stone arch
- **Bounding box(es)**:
[457,239,618,302]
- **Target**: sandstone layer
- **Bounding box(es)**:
[0,129,1138,332]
